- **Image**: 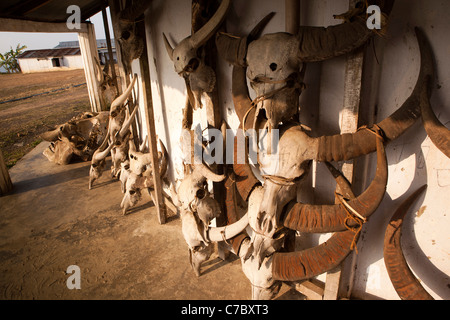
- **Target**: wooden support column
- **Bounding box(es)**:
[78,23,104,112]
[323,0,365,301]
[0,149,13,196]
[140,42,167,224]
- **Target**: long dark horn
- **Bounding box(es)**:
[272,229,356,281]
[314,27,435,162]
[420,77,450,158]
[190,0,231,49]
[283,132,387,233]
[383,184,434,300]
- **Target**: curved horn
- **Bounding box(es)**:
[283,132,387,233]
[420,77,450,158]
[158,140,169,178]
[41,128,61,142]
[207,213,249,243]
[190,0,231,49]
[313,27,435,162]
[110,74,137,114]
[383,184,434,300]
[162,33,174,61]
[297,0,393,62]
[196,163,226,182]
[92,140,114,163]
[272,228,356,281]
[119,104,138,139]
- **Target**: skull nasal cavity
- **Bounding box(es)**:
[270,63,277,71]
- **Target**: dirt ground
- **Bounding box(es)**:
[0,69,90,168]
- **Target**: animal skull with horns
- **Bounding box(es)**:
[163,0,231,110]
[209,0,445,299]
[89,75,138,189]
[41,111,109,165]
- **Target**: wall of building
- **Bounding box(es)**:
[141,0,449,300]
[18,55,84,73]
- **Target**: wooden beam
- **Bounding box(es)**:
[0,17,88,33]
[138,19,167,225]
[323,0,365,301]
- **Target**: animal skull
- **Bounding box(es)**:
[41,112,109,165]
[163,0,230,109]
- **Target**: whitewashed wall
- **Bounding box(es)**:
[18,55,84,73]
[143,0,450,300]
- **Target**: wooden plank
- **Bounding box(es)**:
[294,279,325,300]
[138,19,167,225]
[323,0,365,300]
[0,149,13,195]
[0,17,88,33]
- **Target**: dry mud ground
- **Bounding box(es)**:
[0,69,90,168]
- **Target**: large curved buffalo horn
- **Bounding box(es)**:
[110,74,137,115]
[207,213,249,243]
[420,77,450,158]
[314,27,434,162]
[283,130,387,233]
[273,162,359,282]
[272,229,356,282]
[190,0,231,49]
[383,184,434,300]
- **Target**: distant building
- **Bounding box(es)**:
[17,39,116,73]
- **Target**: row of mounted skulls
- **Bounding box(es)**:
[40,0,449,300]
[159,0,449,300]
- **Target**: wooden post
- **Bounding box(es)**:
[0,149,13,195]
[138,19,167,224]
[323,0,365,301]
[78,23,104,112]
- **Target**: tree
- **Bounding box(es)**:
[0,44,27,73]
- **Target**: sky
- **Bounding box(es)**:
[0,8,114,54]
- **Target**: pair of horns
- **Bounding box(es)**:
[110,74,137,115]
[163,0,231,61]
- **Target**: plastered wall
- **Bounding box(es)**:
[141,0,449,300]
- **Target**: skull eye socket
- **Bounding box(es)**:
[196,189,206,200]
[270,63,277,71]
[121,31,131,40]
